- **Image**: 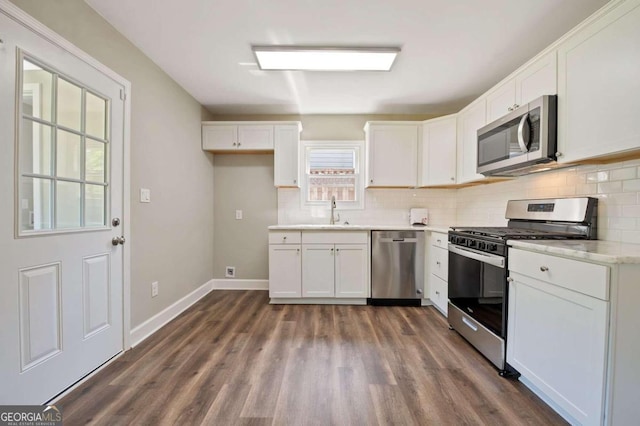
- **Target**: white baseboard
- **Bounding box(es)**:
[129,279,214,347]
[211,279,268,290]
[269,298,367,305]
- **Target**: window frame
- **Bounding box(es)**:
[300,140,365,210]
[16,51,111,237]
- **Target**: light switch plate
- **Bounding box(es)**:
[235,210,243,220]
[140,188,151,203]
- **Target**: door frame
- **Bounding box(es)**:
[0,0,132,350]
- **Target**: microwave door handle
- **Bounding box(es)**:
[517,113,530,153]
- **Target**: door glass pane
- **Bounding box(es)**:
[22,59,53,122]
[56,181,81,229]
[85,139,105,183]
[86,92,106,140]
[85,184,105,227]
[20,119,52,176]
[57,78,82,131]
[57,130,82,179]
[20,177,53,232]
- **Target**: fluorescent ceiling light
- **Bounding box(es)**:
[252,47,400,71]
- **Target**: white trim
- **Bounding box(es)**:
[518,376,579,425]
[0,0,133,351]
[211,279,269,290]
[269,298,367,305]
[129,279,214,347]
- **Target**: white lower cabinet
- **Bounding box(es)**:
[427,232,449,315]
[302,245,335,297]
[508,247,640,426]
[269,231,369,301]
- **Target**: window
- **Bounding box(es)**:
[18,55,110,235]
[301,141,364,209]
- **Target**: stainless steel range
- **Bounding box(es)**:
[447,197,598,375]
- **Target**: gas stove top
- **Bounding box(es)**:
[450,226,582,240]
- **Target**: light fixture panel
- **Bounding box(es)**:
[252,47,400,71]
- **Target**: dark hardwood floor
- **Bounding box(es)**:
[59,291,565,425]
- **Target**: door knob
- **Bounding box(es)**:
[112,236,126,246]
[112,217,121,227]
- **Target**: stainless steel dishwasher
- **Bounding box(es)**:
[371,230,425,303]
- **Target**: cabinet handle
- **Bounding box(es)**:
[283,236,287,240]
[555,152,563,157]
[237,142,241,147]
[507,277,514,283]
[507,106,513,112]
[450,177,455,181]
[232,142,237,146]
[513,104,519,109]
[370,179,374,183]
[435,291,440,295]
[293,179,296,183]
[436,239,441,243]
[436,261,441,266]
[296,248,300,253]
[540,266,549,272]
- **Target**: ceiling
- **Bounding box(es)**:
[86,0,609,115]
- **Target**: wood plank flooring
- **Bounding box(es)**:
[58,291,565,425]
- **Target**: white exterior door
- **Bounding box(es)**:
[0,10,125,404]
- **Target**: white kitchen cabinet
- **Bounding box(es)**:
[274,124,301,187]
[334,244,369,298]
[269,231,369,301]
[302,245,335,297]
[508,246,640,425]
[365,122,419,187]
[419,115,457,186]
[202,122,274,151]
[486,52,557,122]
[427,232,449,315]
[456,100,486,184]
[268,244,302,298]
[557,0,640,163]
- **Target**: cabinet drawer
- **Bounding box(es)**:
[429,274,448,315]
[269,231,301,245]
[302,231,368,245]
[509,248,609,300]
[430,246,448,281]
[430,232,448,250]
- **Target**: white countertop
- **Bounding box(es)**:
[268,224,451,233]
[508,240,640,265]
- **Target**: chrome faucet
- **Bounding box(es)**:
[330,195,340,225]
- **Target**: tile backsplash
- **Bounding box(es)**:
[278,158,640,243]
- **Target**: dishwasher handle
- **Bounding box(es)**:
[378,238,418,243]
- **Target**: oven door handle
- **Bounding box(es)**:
[448,244,505,269]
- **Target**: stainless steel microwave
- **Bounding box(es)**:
[477,95,557,177]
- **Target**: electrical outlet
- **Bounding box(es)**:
[235,210,243,220]
[225,266,236,278]
[151,281,159,297]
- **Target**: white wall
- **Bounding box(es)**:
[457,158,640,243]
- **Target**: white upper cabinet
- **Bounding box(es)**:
[419,115,457,186]
[486,51,557,123]
[365,122,419,187]
[456,100,486,184]
[557,0,640,163]
[202,122,274,151]
[274,124,301,187]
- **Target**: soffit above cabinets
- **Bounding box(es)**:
[86,0,608,115]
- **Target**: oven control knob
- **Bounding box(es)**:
[488,243,498,252]
[478,242,486,250]
[468,240,477,248]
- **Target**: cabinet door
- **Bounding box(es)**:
[456,101,486,184]
[420,116,457,186]
[507,274,608,425]
[302,245,335,297]
[274,125,300,187]
[335,244,368,298]
[238,125,274,150]
[202,125,237,150]
[366,125,418,187]
[486,81,516,122]
[269,245,301,298]
[515,51,557,106]
[429,274,448,316]
[557,1,640,163]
